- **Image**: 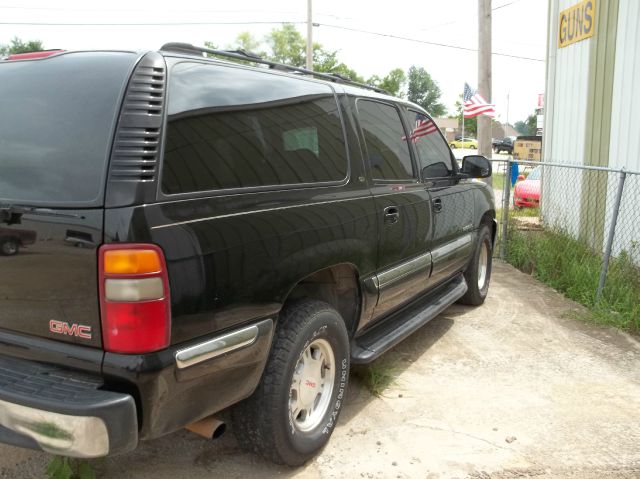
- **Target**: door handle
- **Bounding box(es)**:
[383,206,400,225]
[432,198,443,213]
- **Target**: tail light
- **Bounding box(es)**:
[98,244,171,354]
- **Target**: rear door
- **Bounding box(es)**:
[403,108,475,287]
[355,99,433,322]
[0,52,136,347]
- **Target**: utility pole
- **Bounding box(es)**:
[306,0,313,70]
[478,0,492,159]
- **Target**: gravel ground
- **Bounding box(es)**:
[1,261,639,478]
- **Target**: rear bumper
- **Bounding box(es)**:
[0,355,137,458]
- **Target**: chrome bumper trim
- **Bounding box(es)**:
[175,323,262,369]
[0,398,109,457]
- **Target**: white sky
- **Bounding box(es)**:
[0,0,548,123]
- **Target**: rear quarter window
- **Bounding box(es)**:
[161,62,349,194]
[0,52,135,205]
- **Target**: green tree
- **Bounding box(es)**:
[229,31,264,56]
[265,23,307,66]
[406,66,446,116]
[368,68,406,97]
[0,37,44,55]
[514,120,528,135]
[313,48,364,82]
[514,113,537,135]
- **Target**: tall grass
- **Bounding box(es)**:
[507,227,640,332]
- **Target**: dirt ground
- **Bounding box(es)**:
[1,261,639,478]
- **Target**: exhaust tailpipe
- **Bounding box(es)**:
[185,416,226,440]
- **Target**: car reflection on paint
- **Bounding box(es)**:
[0,227,37,256]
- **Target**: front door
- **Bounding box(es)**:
[402,108,475,287]
[355,99,433,323]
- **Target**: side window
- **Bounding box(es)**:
[356,100,415,181]
[405,110,454,178]
[161,62,348,194]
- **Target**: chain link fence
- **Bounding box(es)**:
[489,159,640,311]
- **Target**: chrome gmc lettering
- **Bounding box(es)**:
[49,320,92,339]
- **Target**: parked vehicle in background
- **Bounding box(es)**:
[449,138,478,149]
[0,44,496,466]
[514,166,541,208]
[513,136,542,162]
[0,227,36,255]
[494,136,516,154]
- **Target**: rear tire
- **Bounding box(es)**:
[0,239,19,256]
[458,225,492,306]
[232,300,350,466]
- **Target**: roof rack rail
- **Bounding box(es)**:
[160,42,389,95]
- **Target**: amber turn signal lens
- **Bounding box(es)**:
[103,249,162,275]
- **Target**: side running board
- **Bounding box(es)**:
[350,274,468,364]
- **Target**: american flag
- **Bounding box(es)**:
[405,114,438,142]
[463,82,496,118]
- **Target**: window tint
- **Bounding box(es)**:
[357,100,414,180]
[404,110,453,178]
[0,52,135,205]
[162,63,347,194]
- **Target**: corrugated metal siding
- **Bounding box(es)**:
[609,0,640,173]
[542,0,591,237]
[607,0,640,260]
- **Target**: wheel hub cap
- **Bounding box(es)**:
[289,338,335,432]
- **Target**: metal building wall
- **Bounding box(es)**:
[543,0,639,258]
[609,0,640,173]
[607,0,640,260]
[542,0,592,237]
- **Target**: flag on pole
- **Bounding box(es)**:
[463,83,495,118]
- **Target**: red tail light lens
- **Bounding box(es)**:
[99,244,171,354]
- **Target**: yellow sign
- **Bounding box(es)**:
[558,0,596,48]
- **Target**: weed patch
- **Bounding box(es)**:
[506,227,640,332]
[352,361,398,397]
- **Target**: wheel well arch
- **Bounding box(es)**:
[282,263,361,339]
[480,209,497,244]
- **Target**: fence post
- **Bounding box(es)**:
[500,160,511,260]
[596,169,627,303]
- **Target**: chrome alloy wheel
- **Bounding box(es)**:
[289,338,335,432]
[478,240,489,290]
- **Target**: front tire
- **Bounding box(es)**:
[458,225,493,305]
[232,300,350,466]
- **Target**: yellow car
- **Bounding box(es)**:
[449,138,478,149]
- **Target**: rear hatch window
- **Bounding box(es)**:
[0,52,137,206]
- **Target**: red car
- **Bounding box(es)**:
[514,166,541,208]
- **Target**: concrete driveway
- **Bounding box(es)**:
[2,262,639,478]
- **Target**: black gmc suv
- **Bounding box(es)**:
[0,44,495,466]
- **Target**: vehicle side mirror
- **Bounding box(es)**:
[461,155,491,178]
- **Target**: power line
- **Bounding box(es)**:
[0,16,544,62]
[0,5,301,14]
[317,23,544,62]
[493,0,526,11]
[0,20,305,26]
